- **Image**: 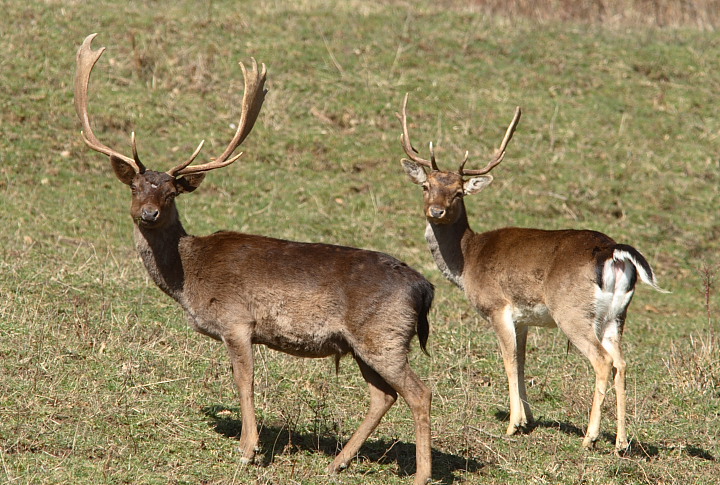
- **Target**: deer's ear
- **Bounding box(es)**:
[176,173,206,193]
[401,159,427,185]
[110,155,137,186]
[463,175,493,195]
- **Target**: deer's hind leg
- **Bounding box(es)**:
[600,314,629,452]
[330,352,432,485]
[555,309,614,450]
[374,359,432,485]
[328,358,398,474]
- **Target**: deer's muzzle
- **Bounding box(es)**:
[139,206,160,225]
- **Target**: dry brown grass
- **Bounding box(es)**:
[444,0,720,29]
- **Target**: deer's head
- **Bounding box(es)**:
[74,33,267,230]
[397,94,520,225]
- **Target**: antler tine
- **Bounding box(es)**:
[170,58,268,177]
[457,150,469,174]
[396,93,434,169]
[130,132,147,171]
[75,34,144,174]
[460,106,521,176]
[165,139,206,177]
[429,142,439,171]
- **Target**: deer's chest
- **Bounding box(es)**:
[184,308,225,341]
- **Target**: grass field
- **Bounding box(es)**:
[1,1,718,484]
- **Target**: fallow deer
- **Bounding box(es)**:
[75,34,433,484]
[398,94,666,452]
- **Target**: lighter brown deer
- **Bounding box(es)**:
[75,34,434,484]
[398,94,667,452]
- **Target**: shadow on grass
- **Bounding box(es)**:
[203,405,484,484]
[685,445,715,461]
[492,409,715,462]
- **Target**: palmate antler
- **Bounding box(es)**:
[74,33,267,177]
[397,93,521,176]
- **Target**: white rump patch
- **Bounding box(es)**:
[600,257,634,294]
[594,256,636,339]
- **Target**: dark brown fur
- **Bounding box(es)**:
[123,168,434,483]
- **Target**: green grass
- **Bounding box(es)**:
[1,1,718,484]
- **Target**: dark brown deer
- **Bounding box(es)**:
[398,94,666,452]
[75,34,433,484]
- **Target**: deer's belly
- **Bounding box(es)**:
[512,303,556,328]
[252,317,350,358]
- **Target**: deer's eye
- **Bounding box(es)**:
[421,185,429,192]
[454,192,463,199]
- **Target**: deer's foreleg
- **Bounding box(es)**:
[225,328,259,464]
[493,307,533,434]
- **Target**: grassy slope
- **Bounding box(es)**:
[0,1,718,484]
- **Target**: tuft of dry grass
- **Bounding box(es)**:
[664,262,719,395]
[665,333,718,393]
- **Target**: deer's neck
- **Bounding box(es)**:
[425,204,473,290]
[133,215,188,301]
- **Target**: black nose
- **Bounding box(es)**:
[429,207,445,219]
[141,207,159,222]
